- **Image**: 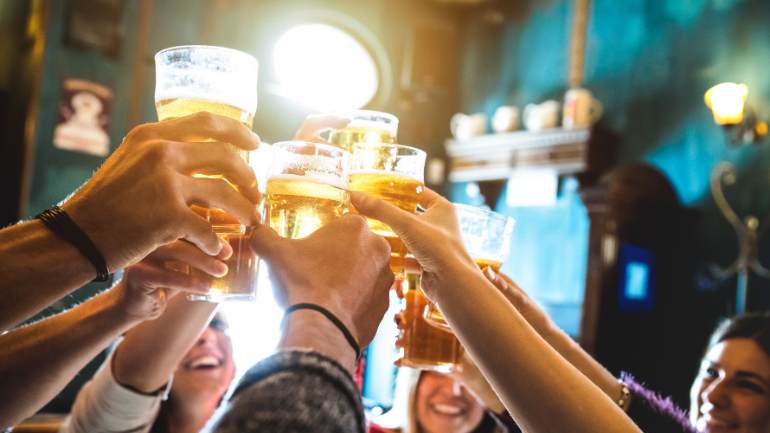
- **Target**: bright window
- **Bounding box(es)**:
[273,23,379,111]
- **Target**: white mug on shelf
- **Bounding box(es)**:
[523,100,560,131]
[492,105,519,133]
[450,112,487,140]
[562,87,603,128]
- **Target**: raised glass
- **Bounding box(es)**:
[264,141,350,240]
[329,110,398,151]
[154,45,260,302]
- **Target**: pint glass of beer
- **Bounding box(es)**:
[398,273,463,372]
[265,141,350,239]
[154,45,259,302]
[349,143,426,274]
[329,110,398,151]
[424,204,515,328]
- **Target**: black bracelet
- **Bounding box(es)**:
[36,205,111,282]
[284,303,362,361]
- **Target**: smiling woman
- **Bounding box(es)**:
[688,314,770,433]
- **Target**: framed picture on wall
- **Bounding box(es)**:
[53,78,112,157]
[63,0,125,57]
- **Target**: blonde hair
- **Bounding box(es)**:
[373,368,504,433]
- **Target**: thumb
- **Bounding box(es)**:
[249,223,284,256]
[350,191,418,239]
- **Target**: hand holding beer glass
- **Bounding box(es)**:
[264,141,350,239]
[348,143,426,275]
[154,45,259,301]
[423,204,515,330]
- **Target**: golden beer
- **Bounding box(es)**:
[265,175,349,239]
[330,125,395,151]
[156,98,254,161]
[155,98,258,300]
[349,170,422,274]
[399,273,463,372]
[156,97,255,126]
[349,170,422,236]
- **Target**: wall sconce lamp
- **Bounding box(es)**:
[705,82,768,146]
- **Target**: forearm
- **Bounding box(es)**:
[436,264,642,433]
[113,295,218,393]
[0,288,139,428]
[0,220,96,330]
[541,325,623,404]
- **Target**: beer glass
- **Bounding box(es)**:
[349,143,426,275]
[154,45,260,301]
[424,204,515,329]
[265,141,350,239]
[329,110,398,151]
[398,273,463,372]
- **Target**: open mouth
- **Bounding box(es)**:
[429,403,466,417]
[700,413,739,431]
[186,355,223,370]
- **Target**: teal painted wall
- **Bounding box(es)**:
[453,0,770,398]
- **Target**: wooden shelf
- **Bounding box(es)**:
[445,128,592,183]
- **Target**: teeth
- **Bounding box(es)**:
[432,404,463,416]
[189,355,221,369]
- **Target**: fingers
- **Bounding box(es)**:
[183,176,259,226]
[180,213,223,257]
[350,191,419,238]
[176,141,259,201]
[126,262,213,294]
[418,187,447,209]
[249,223,285,256]
[158,112,260,151]
[293,114,350,142]
[147,240,229,277]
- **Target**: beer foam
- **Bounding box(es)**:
[267,173,348,191]
[349,168,424,183]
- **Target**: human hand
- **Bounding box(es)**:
[350,188,478,300]
[107,239,232,323]
[62,112,261,272]
[482,269,557,337]
[250,215,394,347]
[292,114,349,143]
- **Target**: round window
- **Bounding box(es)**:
[273,23,380,111]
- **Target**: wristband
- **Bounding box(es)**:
[284,303,361,361]
[36,205,110,282]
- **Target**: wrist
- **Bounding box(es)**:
[280,309,357,374]
[61,199,120,272]
[102,281,146,327]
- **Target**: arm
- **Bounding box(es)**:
[485,270,624,406]
[214,215,394,433]
[352,190,643,433]
[111,240,230,393]
[0,112,260,331]
[1,239,222,428]
[0,284,142,428]
[0,220,97,331]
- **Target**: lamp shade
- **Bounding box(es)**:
[704,82,748,125]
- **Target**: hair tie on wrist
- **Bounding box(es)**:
[284,303,361,361]
[36,205,111,282]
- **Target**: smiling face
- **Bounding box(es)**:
[171,319,235,409]
[689,338,770,433]
[415,371,486,433]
